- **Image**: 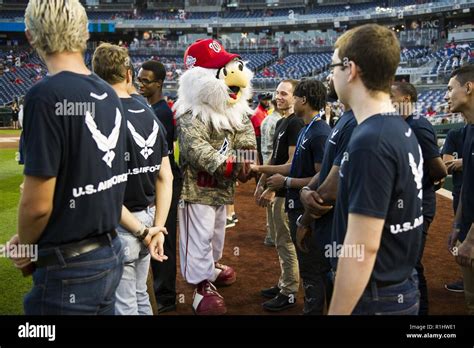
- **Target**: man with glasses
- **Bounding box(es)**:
[327,24,423,315]
[138,61,182,314]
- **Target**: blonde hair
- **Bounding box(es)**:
[25,0,89,56]
[92,43,131,85]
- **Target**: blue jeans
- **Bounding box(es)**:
[24,235,124,315]
[115,207,154,315]
[352,272,420,315]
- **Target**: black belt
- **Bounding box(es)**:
[373,279,404,288]
[35,230,117,268]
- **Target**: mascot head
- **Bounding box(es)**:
[174,39,253,132]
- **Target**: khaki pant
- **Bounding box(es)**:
[266,202,275,242]
[269,197,300,295]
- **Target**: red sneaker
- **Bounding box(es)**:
[192,280,227,315]
[213,262,236,286]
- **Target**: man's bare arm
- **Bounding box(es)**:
[18,175,56,244]
[328,213,384,315]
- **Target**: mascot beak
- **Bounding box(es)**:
[217,59,248,104]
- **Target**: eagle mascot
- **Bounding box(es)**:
[174,39,256,315]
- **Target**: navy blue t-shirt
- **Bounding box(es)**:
[151,99,181,178]
[332,114,423,283]
[441,126,465,197]
[286,116,330,211]
[122,98,168,212]
[22,71,128,248]
[461,124,474,225]
[312,110,357,248]
[131,93,150,108]
[406,114,441,220]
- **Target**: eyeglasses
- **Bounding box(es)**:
[136,77,159,86]
[329,62,346,73]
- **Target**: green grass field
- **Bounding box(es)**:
[0,148,31,314]
[0,129,21,136]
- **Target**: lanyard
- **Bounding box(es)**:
[291,113,321,174]
[295,113,321,156]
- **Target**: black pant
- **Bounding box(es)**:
[453,192,460,215]
[151,173,183,306]
[415,218,431,316]
[288,210,331,315]
[256,136,263,165]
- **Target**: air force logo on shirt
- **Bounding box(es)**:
[301,137,309,150]
[85,108,122,168]
[409,145,424,200]
[127,120,159,160]
[329,129,339,145]
[339,151,349,178]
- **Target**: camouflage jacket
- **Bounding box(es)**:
[178,111,256,206]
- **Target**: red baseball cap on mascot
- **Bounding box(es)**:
[184,39,240,70]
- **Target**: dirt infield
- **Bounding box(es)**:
[165,181,467,315]
[0,134,19,149]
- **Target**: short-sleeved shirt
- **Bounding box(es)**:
[131,93,150,108]
[286,116,330,211]
[461,124,474,225]
[332,114,423,284]
[312,110,357,247]
[22,71,128,248]
[441,126,465,196]
[152,100,174,153]
[406,114,441,220]
[122,98,168,212]
[271,113,305,197]
[152,99,181,177]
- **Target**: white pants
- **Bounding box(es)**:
[179,202,226,285]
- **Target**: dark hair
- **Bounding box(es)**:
[451,64,474,86]
[141,60,166,82]
[294,79,327,111]
[335,24,400,94]
[392,81,418,102]
[258,92,273,100]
